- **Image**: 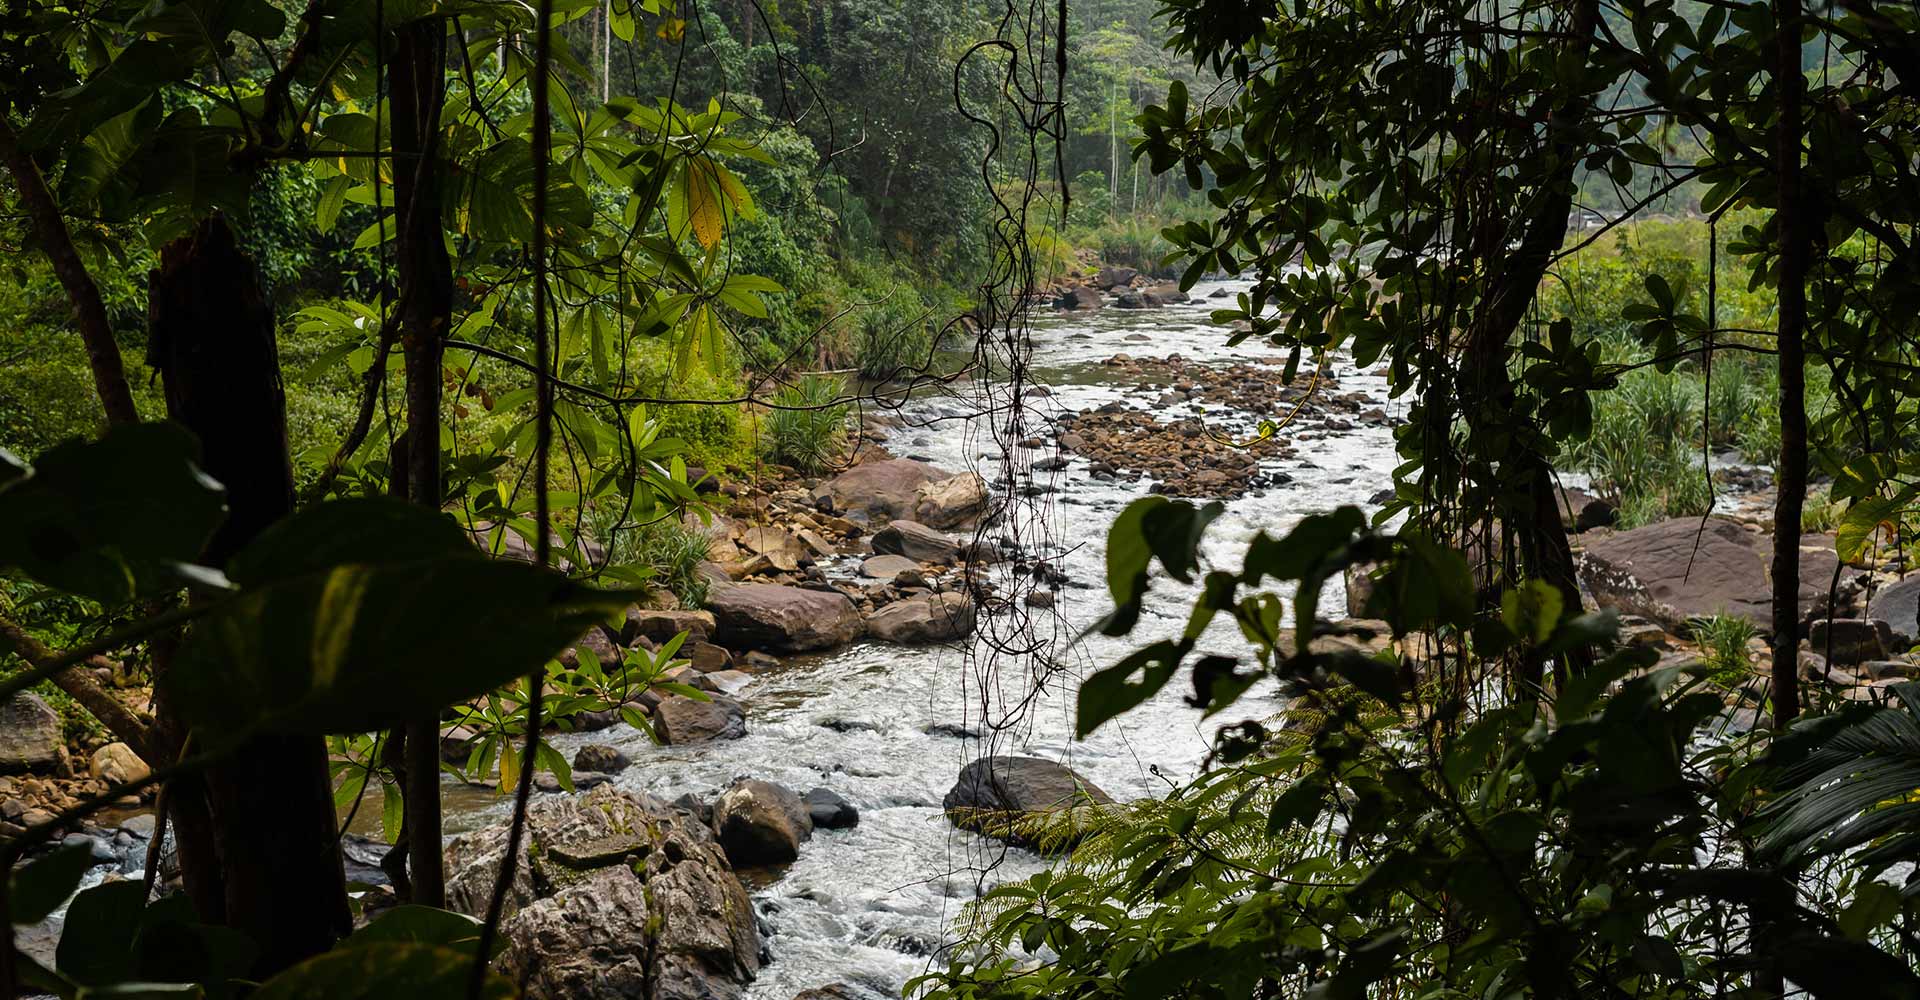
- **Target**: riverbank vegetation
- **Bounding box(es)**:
[5,0,1920,997]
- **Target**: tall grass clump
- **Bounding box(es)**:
[1690,613,1758,689]
[1565,367,1713,528]
[762,374,847,473]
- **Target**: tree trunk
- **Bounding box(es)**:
[391,17,454,909]
[148,214,350,976]
[0,119,140,427]
[1457,0,1600,681]
[1768,0,1807,731]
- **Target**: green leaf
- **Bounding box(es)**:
[1837,491,1914,563]
[251,942,515,1000]
[1076,640,1186,737]
[344,906,487,957]
[8,843,95,925]
[0,422,228,601]
[56,880,148,984]
[164,555,639,747]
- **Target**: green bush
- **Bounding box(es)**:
[606,515,713,608]
[760,374,847,473]
[853,294,935,380]
[1565,368,1712,528]
[1689,613,1758,689]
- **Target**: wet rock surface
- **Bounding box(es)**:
[445,785,760,1000]
[1577,517,1863,634]
[709,584,866,652]
[944,756,1115,850]
[1050,355,1382,497]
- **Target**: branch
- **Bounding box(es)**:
[0,614,154,760]
[0,119,140,427]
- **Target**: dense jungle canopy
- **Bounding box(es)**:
[3,0,1920,998]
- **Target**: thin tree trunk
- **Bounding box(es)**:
[1769,0,1807,731]
[391,17,454,909]
[0,119,139,427]
[148,215,350,976]
[1459,0,1600,681]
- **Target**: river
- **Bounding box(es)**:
[448,277,1407,998]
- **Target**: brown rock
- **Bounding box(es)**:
[654,694,748,744]
[708,584,865,652]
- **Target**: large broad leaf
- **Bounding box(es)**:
[7,843,95,925]
[342,906,490,958]
[251,942,515,1000]
[164,501,636,746]
[0,422,227,601]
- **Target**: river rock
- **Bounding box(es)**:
[696,670,755,697]
[871,520,960,564]
[0,693,62,775]
[867,592,976,644]
[860,554,921,579]
[1809,619,1893,666]
[560,627,621,669]
[812,459,950,523]
[943,756,1114,850]
[804,787,859,830]
[627,608,715,644]
[1143,281,1189,304]
[88,743,148,785]
[1095,266,1139,290]
[1577,517,1861,635]
[913,473,989,529]
[688,640,733,672]
[1868,576,1920,647]
[573,744,631,774]
[1054,286,1103,310]
[444,785,759,1000]
[708,583,865,651]
[655,693,748,744]
[713,779,813,866]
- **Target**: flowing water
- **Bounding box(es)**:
[433,278,1410,998]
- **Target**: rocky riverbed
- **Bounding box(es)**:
[9,277,1920,1000]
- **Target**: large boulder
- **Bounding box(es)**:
[860,554,921,579]
[812,459,950,523]
[871,520,961,565]
[1869,576,1920,648]
[1809,619,1894,666]
[655,694,748,744]
[573,744,631,774]
[1094,266,1138,290]
[943,756,1114,850]
[867,592,976,644]
[89,742,149,785]
[713,779,813,866]
[913,473,989,529]
[1577,517,1862,635]
[804,787,859,830]
[1054,286,1104,310]
[707,584,865,651]
[444,785,759,1000]
[0,693,63,775]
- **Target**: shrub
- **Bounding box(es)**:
[760,374,847,473]
[853,295,935,381]
[1689,613,1758,688]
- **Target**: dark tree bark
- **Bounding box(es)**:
[390,17,454,909]
[1458,0,1600,681]
[148,215,351,976]
[0,119,140,427]
[1769,0,1807,730]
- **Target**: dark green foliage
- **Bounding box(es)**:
[921,502,1920,1000]
[761,374,847,473]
